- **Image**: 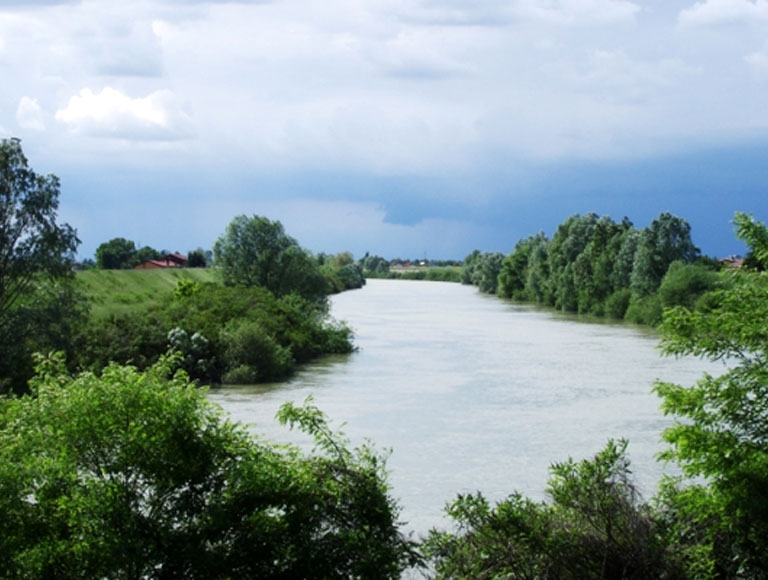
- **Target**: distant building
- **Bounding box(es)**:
[719,255,744,269]
[134,253,187,270]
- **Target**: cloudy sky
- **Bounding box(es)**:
[2,0,767,260]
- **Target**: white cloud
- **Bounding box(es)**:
[679,0,768,28]
[55,86,194,140]
[16,96,45,130]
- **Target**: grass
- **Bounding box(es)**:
[76,268,220,318]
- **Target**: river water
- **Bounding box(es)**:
[208,279,722,536]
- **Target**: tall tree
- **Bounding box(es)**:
[653,212,768,576]
[95,237,137,269]
[631,212,699,297]
[0,138,80,391]
[213,215,327,304]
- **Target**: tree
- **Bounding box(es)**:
[213,215,327,304]
[652,212,768,576]
[186,247,208,268]
[631,213,699,297]
[0,354,419,578]
[133,244,161,266]
[95,237,137,269]
[0,138,80,392]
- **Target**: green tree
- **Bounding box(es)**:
[631,213,699,297]
[0,138,81,393]
[133,244,161,266]
[652,212,768,577]
[361,254,390,276]
[498,234,546,300]
[546,213,599,311]
[213,215,327,304]
[0,354,419,578]
[186,248,208,268]
[95,237,137,269]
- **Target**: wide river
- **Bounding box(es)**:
[208,279,722,536]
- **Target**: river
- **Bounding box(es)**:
[208,278,723,536]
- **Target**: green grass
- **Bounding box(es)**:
[76,268,220,318]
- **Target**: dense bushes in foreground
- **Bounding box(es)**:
[0,354,418,578]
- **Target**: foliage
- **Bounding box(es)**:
[186,247,209,268]
[213,215,328,304]
[470,211,707,326]
[0,355,419,578]
[219,319,293,383]
[630,213,699,297]
[361,254,390,276]
[657,261,720,310]
[654,270,768,577]
[425,440,682,579]
[323,255,366,292]
[74,282,354,384]
[95,237,138,269]
[0,138,82,393]
[498,234,544,300]
[461,251,504,294]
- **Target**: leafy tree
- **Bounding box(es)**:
[187,247,208,268]
[133,244,161,266]
[0,138,81,393]
[213,215,327,304]
[650,212,768,577]
[95,237,137,269]
[361,254,390,276]
[460,250,482,285]
[497,234,546,300]
[572,216,631,315]
[546,213,599,311]
[631,213,699,297]
[0,354,419,578]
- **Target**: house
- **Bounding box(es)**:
[134,253,188,270]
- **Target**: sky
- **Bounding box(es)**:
[1,0,767,260]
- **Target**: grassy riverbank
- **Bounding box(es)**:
[76,268,219,317]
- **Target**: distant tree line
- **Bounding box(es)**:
[92,237,211,269]
[462,212,721,325]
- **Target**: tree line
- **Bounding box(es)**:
[461,212,722,325]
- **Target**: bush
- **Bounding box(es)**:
[424,440,682,579]
[658,261,719,310]
[219,319,293,382]
[0,354,419,578]
[605,288,632,320]
[624,295,663,326]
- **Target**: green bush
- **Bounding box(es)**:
[0,354,419,578]
[425,440,681,579]
[658,261,719,310]
[605,288,632,320]
[219,319,293,382]
[624,295,663,326]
